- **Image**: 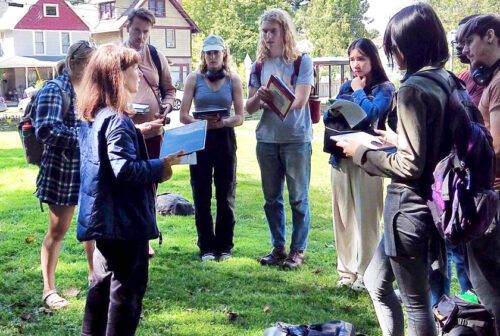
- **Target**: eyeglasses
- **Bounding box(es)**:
[71,40,96,59]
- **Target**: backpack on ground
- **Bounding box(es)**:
[252,54,320,123]
[263,320,364,336]
[156,192,194,216]
[416,70,499,245]
[18,79,71,166]
[433,294,495,336]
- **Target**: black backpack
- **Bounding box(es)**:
[433,295,495,335]
[18,79,71,166]
[264,320,365,336]
[416,70,498,245]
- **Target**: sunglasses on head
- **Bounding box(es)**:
[71,40,96,59]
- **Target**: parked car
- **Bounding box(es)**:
[173,90,183,110]
[0,97,7,112]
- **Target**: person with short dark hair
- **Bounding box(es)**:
[330,38,394,291]
[77,44,183,336]
[125,7,177,257]
[456,14,484,107]
[458,13,500,336]
[337,3,452,335]
[125,8,176,159]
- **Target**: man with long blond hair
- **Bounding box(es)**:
[246,8,314,269]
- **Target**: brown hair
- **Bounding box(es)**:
[256,8,300,63]
[78,44,140,121]
[127,8,155,27]
[65,40,96,76]
[458,14,500,45]
[199,45,232,75]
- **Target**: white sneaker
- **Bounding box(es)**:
[336,277,355,288]
[351,276,366,292]
[201,252,216,261]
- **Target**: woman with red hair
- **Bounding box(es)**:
[76,43,182,336]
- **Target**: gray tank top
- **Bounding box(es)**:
[193,73,233,111]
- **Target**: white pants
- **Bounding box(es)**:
[331,159,383,280]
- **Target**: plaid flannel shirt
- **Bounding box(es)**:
[34,71,80,205]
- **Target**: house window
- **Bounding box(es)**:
[34,31,44,54]
[148,0,165,17]
[61,32,70,54]
[43,4,59,17]
[169,64,189,86]
[166,29,175,48]
[99,2,115,20]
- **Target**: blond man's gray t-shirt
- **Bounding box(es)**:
[249,54,314,143]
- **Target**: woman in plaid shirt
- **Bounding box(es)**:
[34,40,96,310]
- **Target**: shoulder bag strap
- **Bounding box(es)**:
[148,44,165,99]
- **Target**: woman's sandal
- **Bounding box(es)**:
[42,290,69,310]
[148,245,155,258]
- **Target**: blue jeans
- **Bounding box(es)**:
[429,241,472,306]
[256,142,311,251]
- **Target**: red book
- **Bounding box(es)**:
[266,74,296,120]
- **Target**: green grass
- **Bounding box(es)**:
[0,121,382,335]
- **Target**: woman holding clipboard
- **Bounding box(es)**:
[179,35,244,261]
[330,38,395,291]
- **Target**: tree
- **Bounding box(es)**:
[427,0,498,72]
[182,0,291,65]
[295,0,376,57]
[183,0,377,65]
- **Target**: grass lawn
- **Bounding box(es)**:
[0,120,383,335]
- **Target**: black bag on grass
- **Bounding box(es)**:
[264,320,366,336]
[433,295,495,336]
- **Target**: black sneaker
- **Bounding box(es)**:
[282,249,304,269]
[259,246,287,266]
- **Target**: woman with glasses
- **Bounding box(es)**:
[35,40,96,310]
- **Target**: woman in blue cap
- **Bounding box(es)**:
[180,34,244,261]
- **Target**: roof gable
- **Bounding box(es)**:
[90,0,199,34]
[168,0,199,33]
[15,0,90,31]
